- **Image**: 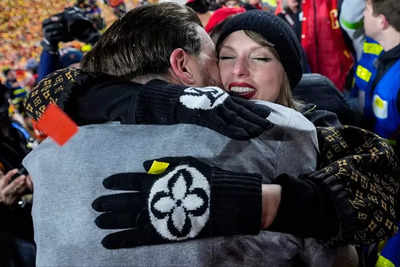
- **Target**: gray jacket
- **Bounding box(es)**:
[24,101,336,267]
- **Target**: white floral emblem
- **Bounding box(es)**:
[148,165,210,240]
[179,87,228,110]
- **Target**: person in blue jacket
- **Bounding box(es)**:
[352,0,400,147]
[349,0,400,266]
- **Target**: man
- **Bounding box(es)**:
[342,0,400,265]
[344,0,400,147]
[0,84,35,267]
[356,0,400,149]
[24,2,398,267]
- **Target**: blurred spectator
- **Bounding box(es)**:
[276,0,301,40]
[186,0,213,26]
[3,68,27,115]
[25,59,39,82]
[300,0,355,92]
[205,6,245,34]
[242,0,262,10]
[263,0,277,12]
[4,69,17,95]
[223,0,242,8]
[0,82,35,267]
[75,0,106,31]
[23,58,40,91]
[208,0,264,12]
[339,0,366,61]
[38,6,100,81]
[103,0,127,18]
[349,0,400,148]
[275,0,310,72]
[208,0,225,10]
[59,47,83,68]
[343,1,400,266]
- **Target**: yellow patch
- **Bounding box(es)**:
[376,254,395,267]
[356,65,372,82]
[147,161,170,175]
[373,94,388,119]
[375,96,384,109]
[363,42,383,56]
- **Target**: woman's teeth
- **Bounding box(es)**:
[230,87,255,93]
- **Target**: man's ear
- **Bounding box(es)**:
[169,48,196,85]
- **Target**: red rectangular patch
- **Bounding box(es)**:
[35,103,78,146]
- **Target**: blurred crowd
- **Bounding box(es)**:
[0,0,73,71]
[0,0,142,72]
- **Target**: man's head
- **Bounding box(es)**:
[364,0,400,45]
[81,2,221,87]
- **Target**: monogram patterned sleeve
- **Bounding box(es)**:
[308,125,400,246]
[25,67,87,121]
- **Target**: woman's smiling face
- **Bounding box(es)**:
[218,30,284,102]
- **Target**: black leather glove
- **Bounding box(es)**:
[92,157,262,249]
[41,13,72,53]
[135,80,273,140]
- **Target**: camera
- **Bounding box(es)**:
[43,6,100,45]
[63,7,100,44]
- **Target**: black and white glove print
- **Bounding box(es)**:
[92,156,262,249]
[135,80,273,140]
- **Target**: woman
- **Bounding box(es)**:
[217,20,299,108]
[211,10,306,108]
[213,10,398,266]
[216,10,344,127]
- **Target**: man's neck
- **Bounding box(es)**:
[379,28,400,51]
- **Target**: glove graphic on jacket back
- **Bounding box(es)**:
[135,80,273,140]
[92,156,262,249]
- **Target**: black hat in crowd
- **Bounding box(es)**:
[216,10,303,89]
